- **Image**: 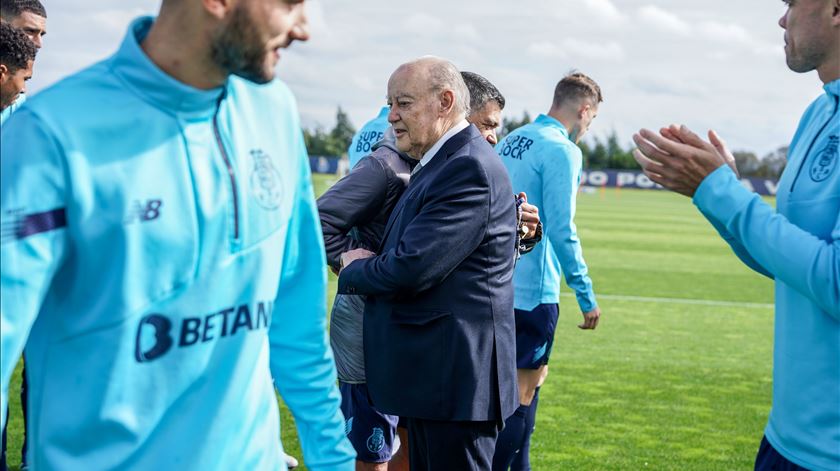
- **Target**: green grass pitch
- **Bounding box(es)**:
[3,175,774,470]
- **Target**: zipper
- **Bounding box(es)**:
[790,96,839,194]
[212,96,239,241]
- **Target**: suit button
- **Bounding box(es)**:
[348,287,356,294]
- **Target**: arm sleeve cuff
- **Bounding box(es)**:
[692,165,750,224]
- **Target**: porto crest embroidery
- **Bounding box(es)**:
[249,149,283,210]
[366,427,385,453]
[810,135,838,182]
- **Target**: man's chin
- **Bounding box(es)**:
[399,148,420,160]
[233,66,275,85]
[394,138,411,153]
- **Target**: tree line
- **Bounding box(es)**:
[304,108,787,179]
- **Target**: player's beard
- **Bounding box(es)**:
[210,4,272,84]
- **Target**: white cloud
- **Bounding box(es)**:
[527,39,623,61]
[453,24,481,42]
[403,12,444,35]
[698,21,753,45]
[629,76,708,98]
[562,39,625,61]
[24,0,816,157]
[637,5,691,35]
[580,0,625,24]
[527,41,568,59]
[88,8,148,34]
[697,20,780,56]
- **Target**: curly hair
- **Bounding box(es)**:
[0,22,36,72]
[0,0,47,19]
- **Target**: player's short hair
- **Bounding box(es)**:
[0,0,47,20]
[552,71,603,108]
[0,22,36,72]
[461,71,506,113]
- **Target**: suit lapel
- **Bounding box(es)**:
[378,125,480,251]
[379,185,412,250]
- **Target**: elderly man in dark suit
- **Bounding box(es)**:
[338,56,518,471]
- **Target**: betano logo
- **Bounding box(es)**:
[134,301,273,363]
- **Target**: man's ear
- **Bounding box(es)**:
[832,0,840,26]
[202,0,236,20]
[439,89,455,115]
[578,103,591,119]
[0,64,8,82]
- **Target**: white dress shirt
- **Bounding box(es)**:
[412,119,470,176]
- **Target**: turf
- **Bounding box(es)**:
[3,178,775,470]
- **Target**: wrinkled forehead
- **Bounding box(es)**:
[387,65,432,97]
[476,101,502,117]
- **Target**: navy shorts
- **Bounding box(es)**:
[339,382,399,463]
[515,303,559,369]
[754,436,810,471]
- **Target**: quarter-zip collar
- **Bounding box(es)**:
[824,78,840,111]
[111,16,224,118]
[535,114,570,139]
[824,78,840,98]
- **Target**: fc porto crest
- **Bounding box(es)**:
[810,135,838,183]
[249,149,283,210]
[366,427,385,453]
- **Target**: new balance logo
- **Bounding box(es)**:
[125,199,162,224]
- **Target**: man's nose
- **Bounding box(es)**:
[291,9,311,42]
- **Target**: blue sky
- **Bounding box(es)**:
[30,0,823,156]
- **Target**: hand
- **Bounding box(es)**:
[517,192,540,239]
[632,124,731,197]
[660,124,739,178]
[578,307,601,330]
[339,248,375,274]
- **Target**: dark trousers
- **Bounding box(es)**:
[754,436,809,471]
[406,417,498,471]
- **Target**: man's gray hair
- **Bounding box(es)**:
[422,57,470,117]
[461,71,505,113]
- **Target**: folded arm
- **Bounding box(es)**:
[338,156,490,297]
[317,156,389,270]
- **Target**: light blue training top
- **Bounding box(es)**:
[0,17,354,470]
[497,114,598,313]
[693,79,839,471]
[347,106,390,168]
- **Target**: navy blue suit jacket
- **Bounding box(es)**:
[338,124,518,423]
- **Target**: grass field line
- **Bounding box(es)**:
[560,292,774,309]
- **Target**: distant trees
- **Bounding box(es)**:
[303,107,356,156]
[304,106,788,179]
[578,132,638,170]
[753,146,788,178]
[499,111,532,140]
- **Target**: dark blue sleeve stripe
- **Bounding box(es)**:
[16,208,67,239]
